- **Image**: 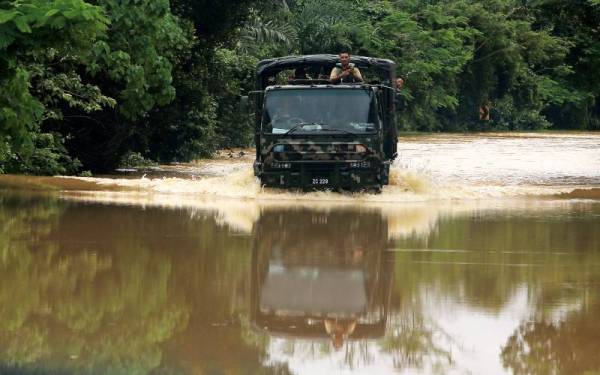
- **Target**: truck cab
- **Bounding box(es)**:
[251,55,398,191]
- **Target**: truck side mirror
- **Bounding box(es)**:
[248,91,265,136]
[249,91,263,107]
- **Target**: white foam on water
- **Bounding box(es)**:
[67,162,596,205]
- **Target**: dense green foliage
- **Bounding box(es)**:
[1,0,598,174]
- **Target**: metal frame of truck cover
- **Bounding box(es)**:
[253,55,398,191]
[256,54,396,90]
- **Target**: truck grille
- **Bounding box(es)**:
[304,163,331,173]
[272,143,366,161]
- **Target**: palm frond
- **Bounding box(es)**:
[239,19,296,53]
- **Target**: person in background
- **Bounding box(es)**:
[330,52,363,83]
[480,100,491,121]
[395,77,404,89]
[394,76,406,111]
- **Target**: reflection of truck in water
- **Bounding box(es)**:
[250,209,393,348]
[251,55,398,191]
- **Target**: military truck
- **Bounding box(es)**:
[250,54,398,192]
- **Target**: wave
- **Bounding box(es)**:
[1,162,598,205]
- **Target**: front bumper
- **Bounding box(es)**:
[255,160,389,190]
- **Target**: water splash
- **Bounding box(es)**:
[0,133,598,208]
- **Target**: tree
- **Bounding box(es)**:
[0,0,108,173]
[534,0,600,129]
[43,0,189,171]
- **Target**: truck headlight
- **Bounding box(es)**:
[355,144,367,153]
[349,161,370,169]
[271,162,291,169]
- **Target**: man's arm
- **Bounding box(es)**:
[351,67,363,82]
[330,67,341,83]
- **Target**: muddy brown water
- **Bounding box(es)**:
[1,133,599,374]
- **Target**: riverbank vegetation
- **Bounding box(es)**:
[1,0,599,174]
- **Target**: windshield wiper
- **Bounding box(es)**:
[284,122,324,135]
[318,126,357,135]
[284,123,358,136]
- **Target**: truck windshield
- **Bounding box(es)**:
[262,89,378,134]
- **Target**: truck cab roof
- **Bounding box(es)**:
[265,84,375,91]
[257,54,396,90]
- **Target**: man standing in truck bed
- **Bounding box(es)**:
[330,52,363,83]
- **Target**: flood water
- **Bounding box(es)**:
[1,133,599,374]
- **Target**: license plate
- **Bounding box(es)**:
[312,178,329,185]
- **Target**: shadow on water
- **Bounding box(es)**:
[1,188,600,374]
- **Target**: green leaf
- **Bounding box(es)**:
[0,32,16,49]
[14,17,32,33]
[45,9,60,18]
[0,11,19,24]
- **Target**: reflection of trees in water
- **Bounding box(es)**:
[0,193,65,365]
[502,301,600,375]
[387,207,600,373]
[381,314,453,372]
[0,193,279,374]
[263,314,454,372]
[391,211,600,313]
[0,196,188,374]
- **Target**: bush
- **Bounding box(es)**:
[118,152,157,169]
[0,132,82,175]
[490,97,551,131]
